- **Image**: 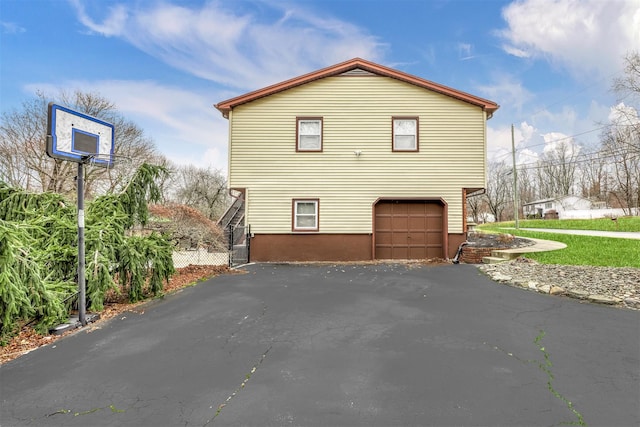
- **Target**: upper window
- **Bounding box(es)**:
[392,117,419,151]
[293,199,319,231]
[297,117,323,151]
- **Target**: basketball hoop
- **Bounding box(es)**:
[46,103,115,169]
[46,103,117,327]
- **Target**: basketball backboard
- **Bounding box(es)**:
[47,103,115,168]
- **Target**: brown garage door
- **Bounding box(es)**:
[375,200,444,260]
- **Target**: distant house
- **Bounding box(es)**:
[215,58,499,262]
[523,196,592,219]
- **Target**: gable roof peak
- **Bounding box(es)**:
[215,58,499,118]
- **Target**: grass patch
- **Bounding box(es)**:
[479,226,640,268]
[497,217,640,232]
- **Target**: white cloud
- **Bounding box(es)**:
[517,148,539,164]
[457,43,474,60]
[520,121,535,141]
[70,0,127,36]
[420,44,437,66]
[608,102,640,125]
[1,21,26,34]
[487,121,541,163]
[70,0,387,90]
[499,0,640,79]
[541,132,580,157]
[476,74,535,114]
[501,44,529,58]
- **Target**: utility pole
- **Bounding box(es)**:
[511,124,519,229]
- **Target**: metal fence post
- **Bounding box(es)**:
[228,223,234,267]
[246,225,251,263]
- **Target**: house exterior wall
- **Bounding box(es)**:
[228,74,487,254]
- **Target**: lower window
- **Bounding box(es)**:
[293,199,319,231]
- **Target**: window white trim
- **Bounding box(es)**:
[392,117,419,151]
[292,199,319,231]
[297,117,323,152]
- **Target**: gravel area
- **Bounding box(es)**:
[479,258,640,310]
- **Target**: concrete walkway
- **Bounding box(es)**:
[497,237,567,256]
[510,228,640,240]
[483,237,567,263]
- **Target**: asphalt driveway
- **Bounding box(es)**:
[1,263,638,426]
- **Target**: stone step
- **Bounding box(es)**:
[482,256,509,264]
[490,250,520,260]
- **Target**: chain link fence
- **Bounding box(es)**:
[228,224,250,267]
[172,249,230,268]
[171,224,251,268]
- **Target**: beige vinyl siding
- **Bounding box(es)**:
[228,75,486,234]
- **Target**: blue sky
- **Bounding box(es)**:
[1,0,639,173]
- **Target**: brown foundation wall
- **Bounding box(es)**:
[251,234,373,262]
[250,233,467,262]
[448,233,466,259]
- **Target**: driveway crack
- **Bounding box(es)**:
[203,345,273,426]
[487,330,585,426]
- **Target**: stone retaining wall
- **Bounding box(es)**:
[460,246,509,264]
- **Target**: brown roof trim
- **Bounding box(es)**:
[214,58,499,118]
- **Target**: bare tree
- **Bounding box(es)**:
[536,139,580,198]
[604,52,640,214]
[517,166,537,210]
[0,94,76,193]
[484,161,512,222]
[165,164,228,221]
[0,90,161,198]
[601,119,640,215]
[577,143,609,201]
[613,51,640,99]
[466,192,483,224]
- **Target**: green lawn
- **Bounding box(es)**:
[479,220,640,268]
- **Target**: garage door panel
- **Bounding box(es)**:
[408,217,426,229]
[392,232,408,245]
[426,217,443,229]
[394,204,409,215]
[409,247,427,259]
[376,232,392,245]
[376,247,392,259]
[426,233,443,245]
[408,232,426,244]
[376,203,393,214]
[407,203,425,214]
[425,203,441,214]
[393,247,409,259]
[377,216,392,229]
[426,247,442,259]
[375,201,444,260]
[394,217,409,229]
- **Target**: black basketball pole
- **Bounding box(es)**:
[77,160,86,326]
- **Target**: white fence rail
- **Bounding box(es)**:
[558,208,639,219]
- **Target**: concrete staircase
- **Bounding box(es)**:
[217,195,245,246]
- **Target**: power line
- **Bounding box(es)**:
[515,122,638,152]
[515,153,640,172]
